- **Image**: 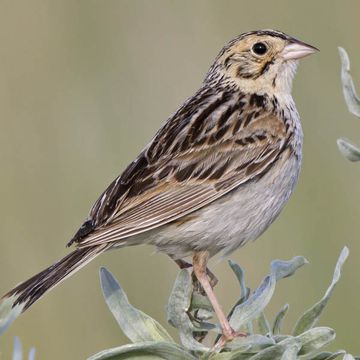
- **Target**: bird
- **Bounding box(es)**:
[2,29,317,342]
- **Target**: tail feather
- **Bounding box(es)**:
[3,245,107,311]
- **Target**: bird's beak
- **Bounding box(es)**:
[281,41,319,60]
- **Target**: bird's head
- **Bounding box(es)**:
[206,30,318,96]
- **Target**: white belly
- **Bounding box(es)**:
[131,150,301,259]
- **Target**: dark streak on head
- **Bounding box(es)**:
[236,65,254,79]
[256,59,274,78]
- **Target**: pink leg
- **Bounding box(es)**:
[192,251,243,342]
[173,257,218,288]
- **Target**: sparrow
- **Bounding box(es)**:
[2,30,317,342]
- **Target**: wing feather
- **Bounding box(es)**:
[70,90,290,248]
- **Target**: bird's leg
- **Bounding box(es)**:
[206,268,218,288]
[192,251,240,342]
[172,257,218,288]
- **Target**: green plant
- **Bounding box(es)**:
[10,337,36,360]
[337,47,360,160]
[88,247,357,360]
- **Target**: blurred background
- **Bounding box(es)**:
[0,0,359,358]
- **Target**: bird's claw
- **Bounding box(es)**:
[213,329,247,350]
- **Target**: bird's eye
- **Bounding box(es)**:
[252,42,268,56]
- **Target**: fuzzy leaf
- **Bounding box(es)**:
[229,256,307,331]
[228,261,253,334]
[297,327,336,356]
[257,313,271,335]
[228,260,247,300]
[343,355,355,360]
[225,335,275,352]
[308,350,346,360]
[293,247,349,335]
[100,267,173,343]
[339,47,360,117]
[271,256,308,281]
[273,335,291,343]
[209,352,252,360]
[28,348,36,360]
[196,309,213,321]
[166,269,208,351]
[88,341,196,360]
[206,352,244,360]
[337,138,360,162]
[13,337,22,360]
[246,338,301,360]
[190,293,213,312]
[273,304,289,335]
[229,274,274,331]
[280,342,301,360]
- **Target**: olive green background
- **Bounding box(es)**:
[0,0,359,358]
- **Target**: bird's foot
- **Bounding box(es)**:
[213,328,247,351]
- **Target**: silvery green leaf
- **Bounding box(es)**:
[100,267,173,343]
[229,256,306,331]
[227,289,253,335]
[273,304,289,335]
[28,348,36,360]
[343,355,355,360]
[247,337,300,360]
[206,353,235,360]
[0,296,24,336]
[293,247,349,336]
[225,335,275,352]
[308,350,346,360]
[229,273,274,332]
[205,353,234,360]
[271,256,308,281]
[296,327,336,356]
[193,321,218,332]
[88,341,196,360]
[280,342,301,360]
[13,337,22,360]
[228,261,254,333]
[196,309,213,321]
[337,138,360,162]
[339,47,360,117]
[228,260,247,300]
[167,269,192,329]
[257,313,271,335]
[190,293,213,312]
[247,320,254,336]
[273,335,291,343]
[167,269,209,351]
[212,353,253,360]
